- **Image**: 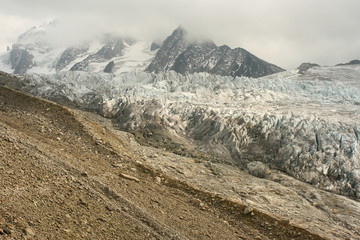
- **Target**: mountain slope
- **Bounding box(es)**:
[0,23,157,75]
[1,64,359,202]
[0,77,336,240]
[146,27,284,78]
[69,38,126,72]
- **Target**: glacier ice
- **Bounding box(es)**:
[1,65,359,199]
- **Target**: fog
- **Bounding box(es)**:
[1,0,360,69]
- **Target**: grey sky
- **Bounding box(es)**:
[1,0,359,70]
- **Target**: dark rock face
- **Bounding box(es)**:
[55,47,89,71]
[146,27,284,78]
[150,42,161,51]
[9,47,35,74]
[336,59,360,66]
[70,39,125,72]
[146,27,188,73]
[95,39,125,60]
[171,43,283,78]
[297,63,320,74]
[103,61,115,73]
[170,42,222,74]
[70,60,90,71]
[348,59,360,65]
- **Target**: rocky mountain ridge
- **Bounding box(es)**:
[336,59,360,66]
[146,27,284,78]
[0,24,283,78]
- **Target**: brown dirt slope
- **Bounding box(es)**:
[0,85,326,240]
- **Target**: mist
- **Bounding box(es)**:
[1,0,360,69]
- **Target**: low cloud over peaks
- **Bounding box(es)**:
[1,0,360,69]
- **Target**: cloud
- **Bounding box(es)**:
[0,14,45,52]
[1,0,360,69]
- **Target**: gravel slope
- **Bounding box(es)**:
[0,86,333,239]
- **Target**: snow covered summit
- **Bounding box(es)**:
[0,22,157,75]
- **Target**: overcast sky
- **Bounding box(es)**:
[1,0,359,70]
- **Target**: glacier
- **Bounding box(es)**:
[1,64,359,199]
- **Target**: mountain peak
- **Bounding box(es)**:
[173,26,186,35]
[145,27,189,73]
[146,27,284,77]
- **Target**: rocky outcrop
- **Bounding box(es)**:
[70,38,125,72]
[150,42,161,51]
[103,61,115,73]
[55,47,89,71]
[9,47,35,74]
[94,38,125,60]
[104,61,115,73]
[336,59,360,66]
[297,63,320,74]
